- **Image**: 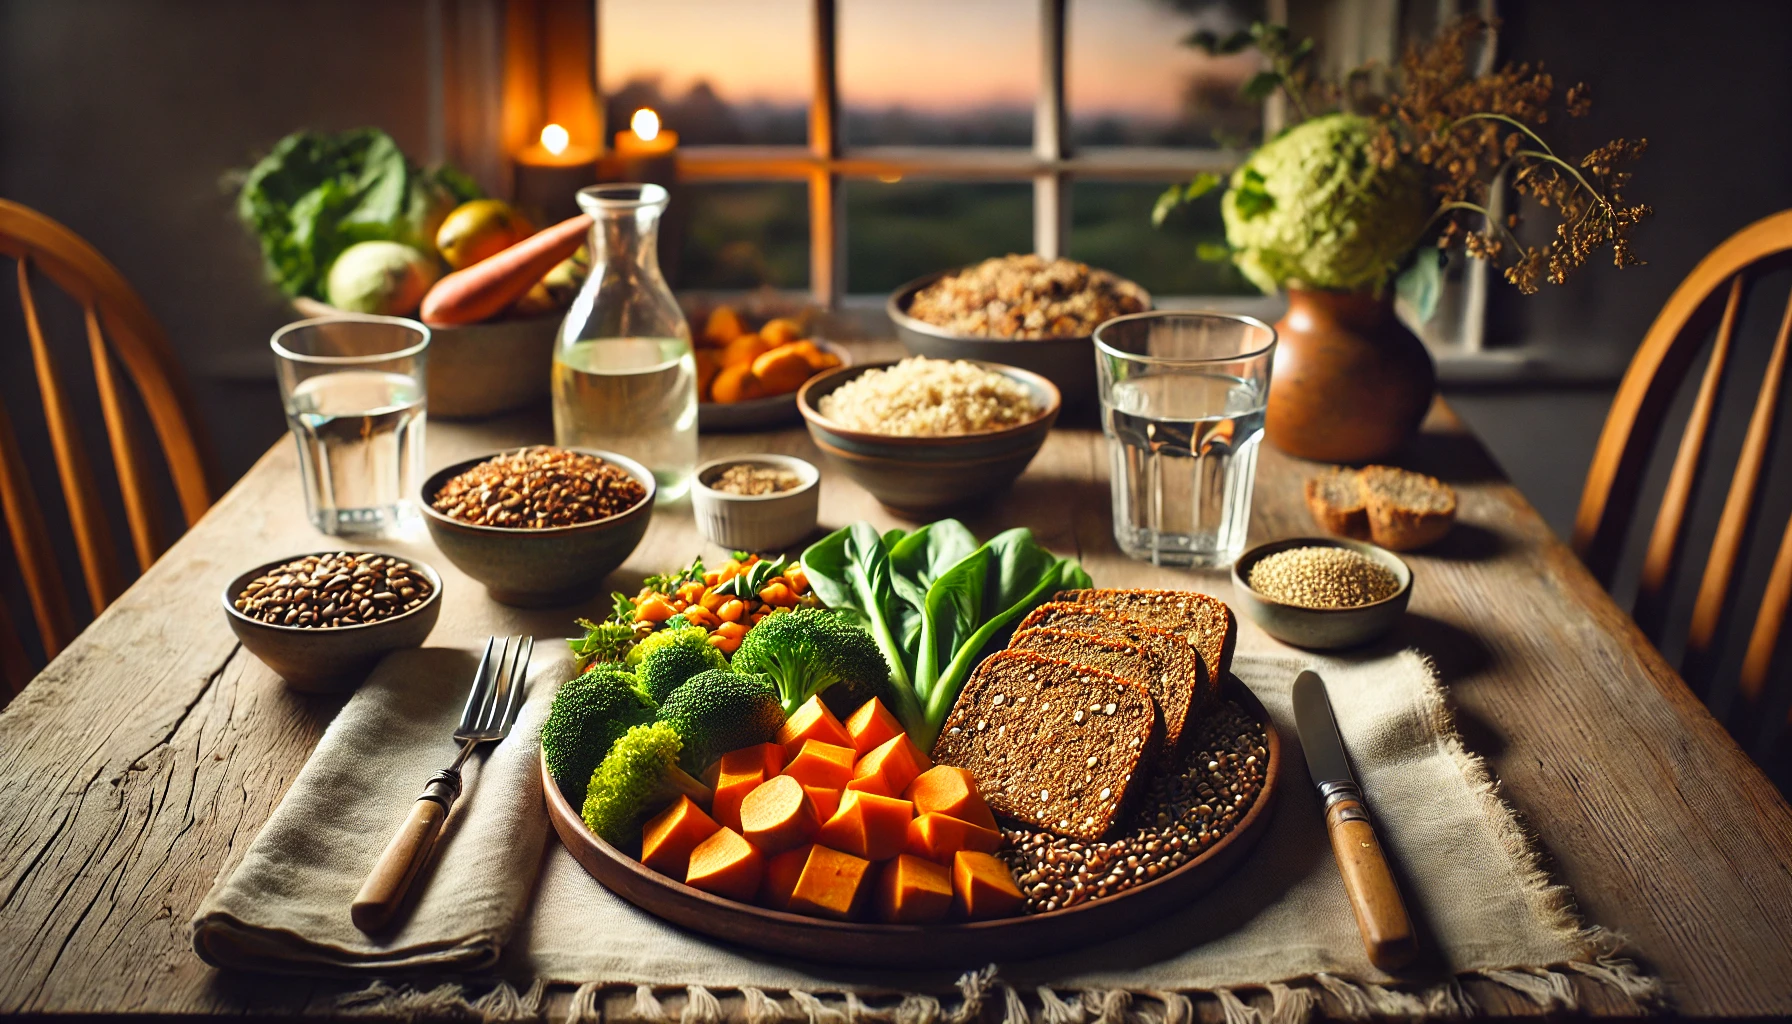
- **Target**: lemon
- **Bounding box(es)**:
[435,199,533,270]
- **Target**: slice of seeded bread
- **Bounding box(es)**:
[1359,465,1457,550]
[1007,617,1205,757]
[1304,466,1370,540]
[1054,588,1236,685]
[932,650,1157,841]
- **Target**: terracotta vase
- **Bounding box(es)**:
[1265,288,1436,463]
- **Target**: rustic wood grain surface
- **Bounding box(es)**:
[1,342,1789,1021]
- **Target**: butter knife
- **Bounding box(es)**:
[1292,670,1417,971]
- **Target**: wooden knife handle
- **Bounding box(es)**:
[1326,797,1417,971]
[352,771,460,933]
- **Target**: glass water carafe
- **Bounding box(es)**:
[552,183,697,503]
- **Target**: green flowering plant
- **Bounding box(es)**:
[1155,17,1651,312]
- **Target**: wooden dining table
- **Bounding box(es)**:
[2,341,1790,1022]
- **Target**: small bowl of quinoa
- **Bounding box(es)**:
[1230,537,1412,650]
[797,357,1060,515]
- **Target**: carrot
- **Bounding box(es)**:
[717,599,746,623]
[420,213,591,327]
[635,595,676,623]
[714,621,748,642]
[676,580,706,604]
[683,606,719,629]
[708,632,741,655]
[739,775,820,854]
[785,568,809,594]
[759,582,797,607]
[699,588,728,612]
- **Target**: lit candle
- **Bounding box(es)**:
[514,122,598,223]
[608,108,679,187]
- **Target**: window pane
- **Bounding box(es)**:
[840,0,1036,146]
[1068,0,1263,147]
[1069,182,1255,296]
[675,183,809,290]
[846,181,1032,293]
[602,0,808,144]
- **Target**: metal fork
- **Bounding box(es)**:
[352,635,534,932]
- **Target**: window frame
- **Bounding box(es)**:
[596,0,1285,306]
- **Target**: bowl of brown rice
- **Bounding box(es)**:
[797,356,1060,515]
[888,256,1151,412]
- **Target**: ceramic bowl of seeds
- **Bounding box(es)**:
[1231,537,1412,650]
[420,446,655,608]
[222,550,443,692]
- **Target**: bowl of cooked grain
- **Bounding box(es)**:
[419,445,655,608]
[1231,537,1412,650]
[797,356,1060,515]
[888,256,1151,412]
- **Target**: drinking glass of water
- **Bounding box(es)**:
[272,315,428,536]
[1093,311,1276,568]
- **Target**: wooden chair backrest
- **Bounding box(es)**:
[0,199,215,696]
[1574,208,1792,732]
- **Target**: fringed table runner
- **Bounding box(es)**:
[192,648,1661,1021]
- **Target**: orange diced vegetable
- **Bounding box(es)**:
[751,344,816,395]
[843,698,904,756]
[876,854,954,924]
[722,742,785,778]
[683,606,719,629]
[904,765,997,830]
[720,333,772,368]
[685,827,763,902]
[635,595,675,623]
[641,796,721,877]
[815,790,913,861]
[710,364,762,404]
[846,733,930,798]
[952,850,1023,920]
[760,317,803,345]
[708,633,741,655]
[676,580,706,603]
[759,582,798,608]
[717,598,746,623]
[738,774,819,855]
[788,845,872,920]
[760,843,814,910]
[782,740,856,791]
[711,765,766,833]
[904,812,1003,864]
[786,568,809,594]
[714,621,748,641]
[776,696,853,760]
[804,784,841,823]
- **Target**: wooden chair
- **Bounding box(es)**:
[0,199,215,697]
[1575,208,1792,738]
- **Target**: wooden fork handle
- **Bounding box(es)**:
[351,771,460,933]
[1326,797,1417,971]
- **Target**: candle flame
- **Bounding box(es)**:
[539,123,570,156]
[631,108,661,142]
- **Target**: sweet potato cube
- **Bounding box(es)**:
[815,790,914,861]
[904,765,998,830]
[739,774,819,854]
[781,740,856,790]
[777,696,853,760]
[804,784,841,823]
[685,828,763,902]
[846,733,930,798]
[641,796,721,877]
[711,764,767,833]
[952,850,1023,920]
[904,812,1003,864]
[876,854,954,924]
[787,845,872,920]
[760,843,815,911]
[844,698,904,756]
[722,742,785,778]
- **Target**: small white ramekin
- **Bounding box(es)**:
[690,454,821,554]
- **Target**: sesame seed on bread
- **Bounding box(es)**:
[931,650,1157,841]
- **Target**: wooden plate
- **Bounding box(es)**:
[542,676,1281,968]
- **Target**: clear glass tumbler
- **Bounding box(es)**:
[552,183,698,503]
[1094,311,1277,568]
[272,315,429,536]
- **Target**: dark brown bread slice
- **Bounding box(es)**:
[1055,588,1236,684]
[1305,466,1370,540]
[931,650,1156,841]
[1007,619,1204,757]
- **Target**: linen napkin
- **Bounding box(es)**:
[191,645,563,974]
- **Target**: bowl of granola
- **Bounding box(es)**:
[888,255,1150,411]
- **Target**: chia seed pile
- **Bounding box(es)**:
[997,699,1269,913]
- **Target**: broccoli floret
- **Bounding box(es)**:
[731,608,891,717]
[581,722,712,846]
[541,667,657,806]
[634,626,728,702]
[655,669,786,773]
